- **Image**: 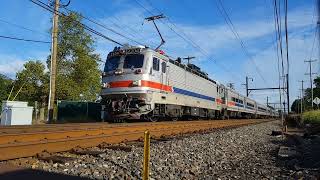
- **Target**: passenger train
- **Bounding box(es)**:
[100,45,278,122]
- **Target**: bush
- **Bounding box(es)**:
[302,110,320,124]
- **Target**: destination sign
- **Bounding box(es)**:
[108,48,141,58]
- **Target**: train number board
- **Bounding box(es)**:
[108,48,141,58]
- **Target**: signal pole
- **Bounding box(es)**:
[304,59,317,108]
[243,76,253,97]
[48,0,60,123]
[299,80,304,113]
[297,95,301,113]
[183,56,195,65]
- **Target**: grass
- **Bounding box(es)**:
[302,110,320,124]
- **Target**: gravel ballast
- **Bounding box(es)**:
[5,120,319,179]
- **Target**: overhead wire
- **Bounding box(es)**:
[134,0,242,82]
[274,0,285,77]
[284,0,289,76]
[308,0,319,63]
[62,6,146,46]
[0,35,50,44]
[215,0,269,85]
[29,0,123,46]
[273,0,288,111]
[284,0,290,110]
[0,18,49,36]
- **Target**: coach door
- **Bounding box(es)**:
[219,85,226,106]
[160,61,168,93]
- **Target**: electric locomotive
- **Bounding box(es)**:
[100,45,278,121]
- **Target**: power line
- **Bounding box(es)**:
[284,0,290,112]
[134,0,241,81]
[29,0,123,46]
[273,0,284,76]
[62,7,146,46]
[0,35,50,43]
[215,0,269,85]
[135,0,211,57]
[0,18,49,36]
[284,0,289,74]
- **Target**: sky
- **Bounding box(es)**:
[0,0,318,109]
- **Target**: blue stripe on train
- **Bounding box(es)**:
[246,106,255,110]
[235,103,244,107]
[172,87,215,101]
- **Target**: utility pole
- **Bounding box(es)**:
[183,56,195,65]
[299,80,304,113]
[304,59,317,109]
[267,96,269,106]
[297,95,301,113]
[227,83,235,90]
[286,73,290,113]
[48,0,60,123]
[243,76,253,97]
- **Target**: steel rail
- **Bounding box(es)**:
[0,119,271,160]
[0,120,221,134]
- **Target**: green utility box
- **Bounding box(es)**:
[57,100,102,123]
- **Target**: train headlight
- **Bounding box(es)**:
[101,72,107,77]
[135,69,143,74]
[114,69,123,75]
[102,82,110,89]
[131,80,141,87]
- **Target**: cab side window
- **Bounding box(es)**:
[161,62,166,73]
[153,57,159,71]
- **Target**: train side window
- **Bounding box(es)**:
[161,62,166,73]
[153,58,159,71]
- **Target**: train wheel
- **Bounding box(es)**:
[148,116,158,122]
[172,117,178,122]
[144,114,158,122]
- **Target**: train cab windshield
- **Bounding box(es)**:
[123,54,144,69]
[104,56,120,72]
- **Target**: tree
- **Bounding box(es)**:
[0,74,13,109]
[13,61,49,106]
[47,12,101,101]
[291,76,320,112]
[291,99,301,113]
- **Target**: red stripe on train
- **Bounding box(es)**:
[141,80,172,92]
[108,80,172,92]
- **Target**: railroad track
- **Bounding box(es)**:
[0,119,273,161]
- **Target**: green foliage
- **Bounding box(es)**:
[291,99,301,113]
[13,61,49,106]
[291,76,320,112]
[6,11,101,109]
[47,12,101,101]
[0,74,13,109]
[302,110,320,124]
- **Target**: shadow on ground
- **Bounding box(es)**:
[0,165,89,180]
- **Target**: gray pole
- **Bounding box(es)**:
[246,76,248,97]
[304,59,317,109]
[286,74,290,113]
[301,80,304,112]
[48,0,60,123]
